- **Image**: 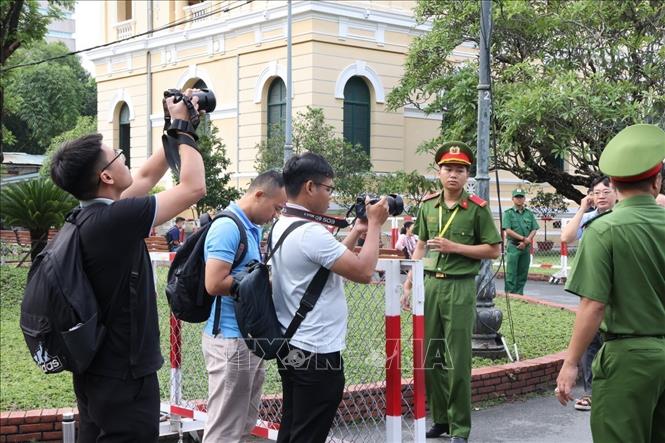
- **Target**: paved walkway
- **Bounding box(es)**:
[465,277,591,443]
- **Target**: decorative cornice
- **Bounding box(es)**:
[86,1,432,62]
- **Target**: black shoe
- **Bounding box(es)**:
[426,423,450,438]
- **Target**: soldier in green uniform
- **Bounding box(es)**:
[502,188,539,295]
[402,142,501,442]
[555,124,665,443]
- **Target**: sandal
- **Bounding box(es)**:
[574,394,592,411]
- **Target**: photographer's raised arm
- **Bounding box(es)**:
[331,198,389,283]
[127,91,205,226]
[152,140,206,227]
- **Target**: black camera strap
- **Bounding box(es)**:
[282,206,350,229]
[161,132,200,177]
[162,90,201,131]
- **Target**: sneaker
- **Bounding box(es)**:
[425,423,450,438]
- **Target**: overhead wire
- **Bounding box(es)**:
[1,0,254,74]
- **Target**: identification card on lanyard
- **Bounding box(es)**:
[423,206,459,269]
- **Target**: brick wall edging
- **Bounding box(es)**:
[0,408,79,442]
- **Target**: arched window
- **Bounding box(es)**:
[119,103,131,169]
[187,78,210,133]
[267,78,286,139]
[343,76,370,155]
[192,78,207,90]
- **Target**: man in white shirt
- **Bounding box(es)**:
[270,152,389,443]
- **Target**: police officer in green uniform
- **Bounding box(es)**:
[502,189,539,295]
[403,142,501,442]
[555,124,665,443]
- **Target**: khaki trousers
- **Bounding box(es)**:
[202,333,265,443]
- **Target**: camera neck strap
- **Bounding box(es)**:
[282,206,350,229]
[162,94,201,132]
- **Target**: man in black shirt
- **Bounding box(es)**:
[50,90,206,442]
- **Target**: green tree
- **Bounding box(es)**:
[368,170,438,216]
[4,41,96,154]
[387,0,665,201]
[527,189,568,242]
[1,0,75,158]
[0,177,77,259]
[40,115,97,177]
[255,107,372,205]
[174,120,240,214]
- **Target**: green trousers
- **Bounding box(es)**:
[505,243,530,295]
[424,275,476,439]
[591,337,665,443]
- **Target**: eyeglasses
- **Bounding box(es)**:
[315,182,335,194]
[97,149,125,185]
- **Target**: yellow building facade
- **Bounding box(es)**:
[87,0,574,231]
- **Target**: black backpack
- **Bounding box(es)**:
[234,220,330,360]
[165,211,247,333]
[20,206,141,374]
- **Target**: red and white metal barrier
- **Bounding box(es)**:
[151,254,426,442]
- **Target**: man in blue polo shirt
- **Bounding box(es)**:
[201,170,287,443]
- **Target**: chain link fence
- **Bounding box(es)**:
[153,258,425,442]
[491,216,577,282]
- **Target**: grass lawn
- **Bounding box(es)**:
[1,265,574,411]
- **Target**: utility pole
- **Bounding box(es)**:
[473,0,505,358]
[284,0,293,164]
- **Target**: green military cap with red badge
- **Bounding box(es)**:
[599,124,665,182]
[435,141,475,166]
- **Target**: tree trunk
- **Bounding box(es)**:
[29,229,48,261]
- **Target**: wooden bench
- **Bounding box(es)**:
[144,236,170,252]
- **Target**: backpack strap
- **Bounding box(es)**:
[127,244,143,365]
[264,220,308,264]
[283,266,330,340]
[214,210,248,268]
[208,210,249,336]
[266,219,331,340]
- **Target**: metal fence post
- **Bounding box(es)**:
[62,412,75,443]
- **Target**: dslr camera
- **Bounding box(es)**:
[163,88,217,114]
[353,194,404,220]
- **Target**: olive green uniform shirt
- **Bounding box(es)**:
[501,206,540,240]
[565,195,665,335]
[413,190,502,275]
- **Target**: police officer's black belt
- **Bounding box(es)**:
[425,271,475,280]
[603,332,665,341]
[282,206,350,228]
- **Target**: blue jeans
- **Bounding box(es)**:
[581,332,603,393]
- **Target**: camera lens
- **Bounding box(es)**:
[192,89,216,113]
